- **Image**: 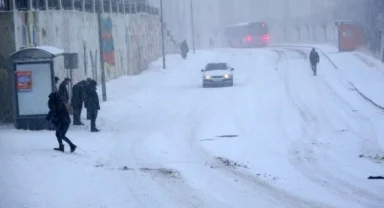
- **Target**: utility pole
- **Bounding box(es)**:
[264,0,269,21]
[160,0,166,69]
[97,0,107,101]
[190,0,195,53]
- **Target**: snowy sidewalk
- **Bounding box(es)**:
[325,49,384,108]
[278,43,384,108]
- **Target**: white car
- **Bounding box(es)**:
[201,63,234,87]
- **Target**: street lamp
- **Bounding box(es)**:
[190,0,195,53]
[160,0,166,69]
[97,0,107,101]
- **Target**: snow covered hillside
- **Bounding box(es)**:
[1,45,383,208]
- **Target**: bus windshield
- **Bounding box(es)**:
[248,23,268,36]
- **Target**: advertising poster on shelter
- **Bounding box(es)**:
[17,71,33,92]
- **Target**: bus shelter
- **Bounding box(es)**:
[10,46,64,130]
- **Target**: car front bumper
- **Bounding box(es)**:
[203,77,233,85]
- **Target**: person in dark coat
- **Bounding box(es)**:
[309,48,320,76]
[84,78,93,120]
[58,78,71,104]
[71,80,87,125]
[180,40,189,59]
[47,91,77,152]
[87,80,100,132]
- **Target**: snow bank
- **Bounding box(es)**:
[327,52,384,107]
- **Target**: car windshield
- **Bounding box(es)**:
[205,63,228,71]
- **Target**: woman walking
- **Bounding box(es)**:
[47,91,77,153]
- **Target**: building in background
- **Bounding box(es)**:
[157,0,319,47]
[151,0,375,48]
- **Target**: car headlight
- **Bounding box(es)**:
[224,74,230,79]
[205,75,211,79]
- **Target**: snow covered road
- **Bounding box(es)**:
[1,46,383,208]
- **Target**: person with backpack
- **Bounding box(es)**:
[47,91,77,153]
[309,48,320,76]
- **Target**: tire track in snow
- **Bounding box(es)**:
[276,48,384,208]
[310,72,384,207]
[104,114,203,207]
[292,47,384,155]
[96,56,230,207]
[120,50,272,208]
[190,122,329,208]
[282,49,383,206]
[186,50,331,208]
[110,97,218,208]
[106,53,273,207]
[317,76,384,156]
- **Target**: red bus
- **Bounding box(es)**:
[224,22,270,48]
[335,20,365,52]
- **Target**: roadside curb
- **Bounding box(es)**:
[349,83,384,110]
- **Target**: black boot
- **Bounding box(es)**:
[54,144,64,152]
[91,128,100,132]
[70,144,77,153]
[90,114,99,132]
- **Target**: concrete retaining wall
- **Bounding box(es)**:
[0,10,178,122]
[13,10,177,83]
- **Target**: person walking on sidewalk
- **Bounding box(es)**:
[309,48,320,76]
[87,80,100,132]
[47,91,77,153]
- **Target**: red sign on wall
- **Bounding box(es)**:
[16,71,33,92]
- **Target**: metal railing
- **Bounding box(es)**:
[0,0,177,46]
[2,0,159,14]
